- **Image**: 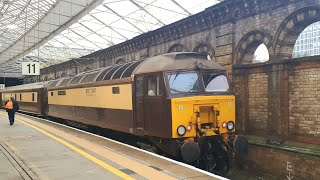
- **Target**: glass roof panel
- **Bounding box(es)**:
[175,0,221,14]
[90,11,120,25]
[105,1,140,17]
[125,10,162,32]
[79,21,106,32]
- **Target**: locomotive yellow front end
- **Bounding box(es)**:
[171,95,235,139]
[165,70,243,173]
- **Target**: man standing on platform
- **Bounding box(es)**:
[5,97,19,125]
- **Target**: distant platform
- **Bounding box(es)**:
[0,111,225,180]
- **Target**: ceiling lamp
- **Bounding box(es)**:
[6,24,18,29]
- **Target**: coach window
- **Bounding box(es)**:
[15,94,17,100]
[112,87,120,94]
[20,94,22,101]
[58,91,66,95]
[32,93,35,102]
[51,92,54,96]
[147,76,163,96]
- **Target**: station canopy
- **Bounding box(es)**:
[0,0,223,73]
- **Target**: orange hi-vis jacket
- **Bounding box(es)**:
[5,100,13,110]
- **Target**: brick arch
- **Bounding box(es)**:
[83,67,91,72]
[192,43,215,61]
[274,6,320,60]
[167,44,186,53]
[115,58,125,64]
[232,7,241,19]
[234,30,272,64]
[60,72,66,78]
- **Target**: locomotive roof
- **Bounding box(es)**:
[133,52,225,75]
[46,52,225,88]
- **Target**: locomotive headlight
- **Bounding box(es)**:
[177,125,186,136]
[227,121,234,131]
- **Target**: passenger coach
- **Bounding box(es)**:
[0,83,48,115]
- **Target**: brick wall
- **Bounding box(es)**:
[289,67,320,136]
[234,57,320,144]
[248,73,268,131]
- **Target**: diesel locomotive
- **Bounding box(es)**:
[0,52,247,173]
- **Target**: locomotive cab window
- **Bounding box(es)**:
[147,75,163,96]
[167,72,201,94]
[202,72,229,92]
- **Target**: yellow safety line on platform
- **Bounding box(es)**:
[18,119,136,180]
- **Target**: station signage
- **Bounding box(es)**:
[21,62,40,75]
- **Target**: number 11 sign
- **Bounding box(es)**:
[22,62,40,75]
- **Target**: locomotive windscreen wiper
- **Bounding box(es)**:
[171,71,181,85]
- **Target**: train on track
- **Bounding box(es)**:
[0,52,247,174]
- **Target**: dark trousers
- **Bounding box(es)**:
[7,110,15,124]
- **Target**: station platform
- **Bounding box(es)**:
[0,110,225,180]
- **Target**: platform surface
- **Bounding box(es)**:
[0,111,224,180]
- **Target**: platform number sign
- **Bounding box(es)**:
[22,62,40,75]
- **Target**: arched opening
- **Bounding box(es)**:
[115,58,125,65]
[60,73,66,78]
[44,76,48,81]
[193,43,215,61]
[168,44,185,53]
[253,44,269,63]
[235,31,272,64]
[232,8,241,20]
[274,6,320,59]
[100,59,106,67]
[293,21,320,58]
[84,67,91,72]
